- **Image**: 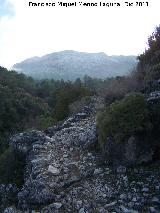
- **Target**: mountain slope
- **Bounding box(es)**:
[12,50,137,80]
[2,97,160,212]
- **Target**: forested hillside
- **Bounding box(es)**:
[0,66,91,158]
[0,67,48,153]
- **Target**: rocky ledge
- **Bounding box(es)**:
[2,97,160,213]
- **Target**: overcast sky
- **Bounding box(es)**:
[0,0,160,68]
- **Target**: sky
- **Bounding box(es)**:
[0,0,160,68]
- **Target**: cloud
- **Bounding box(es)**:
[0,0,160,68]
[0,0,15,18]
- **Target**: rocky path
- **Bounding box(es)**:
[12,115,98,210]
[1,97,160,213]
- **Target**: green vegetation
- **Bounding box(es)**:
[0,148,25,187]
[69,96,91,115]
[83,75,138,105]
[134,26,160,91]
[0,66,91,136]
[0,66,91,185]
[96,25,160,155]
[53,83,91,121]
[0,25,160,185]
[0,67,50,154]
[97,93,152,146]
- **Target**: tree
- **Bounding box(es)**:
[135,25,160,89]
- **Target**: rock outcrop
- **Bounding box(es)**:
[12,117,97,210]
[2,96,160,213]
[6,97,100,211]
[147,91,160,103]
[0,184,19,212]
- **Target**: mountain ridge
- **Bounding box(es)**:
[12,50,137,80]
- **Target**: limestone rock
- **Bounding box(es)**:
[3,96,160,213]
[48,165,60,175]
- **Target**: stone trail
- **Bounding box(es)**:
[1,97,160,213]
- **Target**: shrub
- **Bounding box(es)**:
[97,93,152,147]
[53,84,91,121]
[69,96,91,115]
[0,148,25,187]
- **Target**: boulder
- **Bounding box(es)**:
[9,131,46,155]
[48,165,60,175]
[8,108,97,210]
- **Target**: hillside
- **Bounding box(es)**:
[12,50,137,80]
[1,98,160,213]
[1,27,160,213]
[0,66,91,154]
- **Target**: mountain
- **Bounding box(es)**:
[12,50,137,80]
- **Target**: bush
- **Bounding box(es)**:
[0,148,25,187]
[97,93,152,147]
[69,96,91,115]
[53,84,91,121]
